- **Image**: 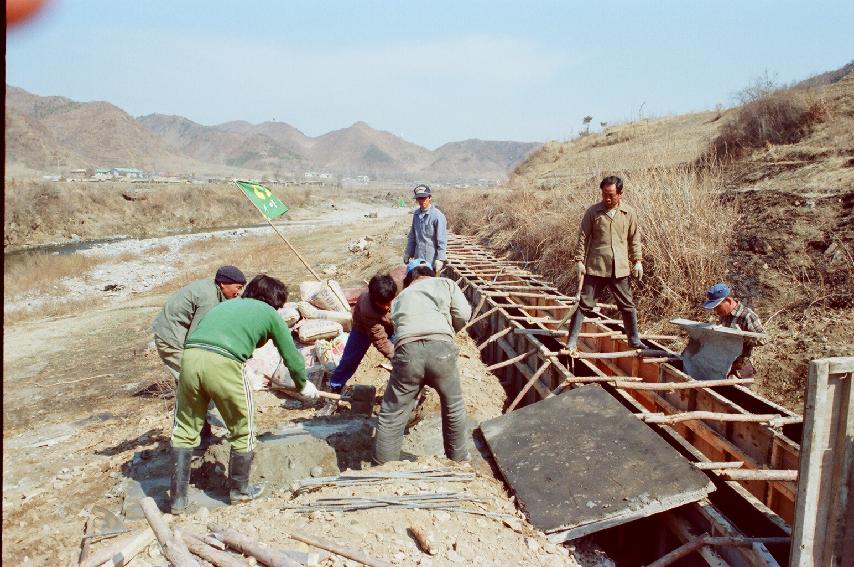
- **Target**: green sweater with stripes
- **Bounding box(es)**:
[185,298,307,388]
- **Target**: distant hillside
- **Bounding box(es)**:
[5,85,540,182]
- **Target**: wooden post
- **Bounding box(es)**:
[139,497,200,567]
[790,357,854,567]
[208,523,301,567]
[285,532,393,567]
[486,348,537,372]
[79,528,156,567]
[477,327,513,351]
[505,361,553,413]
[183,533,248,567]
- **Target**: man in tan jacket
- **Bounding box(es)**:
[566,176,645,351]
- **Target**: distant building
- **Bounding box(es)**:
[94,167,146,181]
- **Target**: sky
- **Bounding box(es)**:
[6,1,853,149]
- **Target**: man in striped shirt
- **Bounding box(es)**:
[703,282,767,378]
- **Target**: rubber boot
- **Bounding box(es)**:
[564,309,586,351]
[622,309,647,349]
[228,449,264,504]
[169,447,193,515]
[196,420,214,452]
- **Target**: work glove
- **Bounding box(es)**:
[403,255,410,265]
[434,259,444,274]
[631,261,643,281]
[575,262,586,276]
[298,380,319,402]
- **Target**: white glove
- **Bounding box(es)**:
[575,262,586,276]
[434,260,444,274]
[631,261,643,281]
[403,255,410,265]
[298,380,319,402]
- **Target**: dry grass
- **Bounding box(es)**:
[3,296,109,325]
[4,251,102,297]
[443,165,735,322]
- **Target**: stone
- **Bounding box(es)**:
[526,537,540,552]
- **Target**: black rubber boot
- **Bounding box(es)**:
[169,447,193,515]
[228,449,264,504]
[622,309,647,349]
[564,309,586,351]
[196,420,214,452]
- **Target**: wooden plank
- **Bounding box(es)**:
[790,357,854,567]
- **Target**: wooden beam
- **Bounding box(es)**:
[715,470,798,482]
[693,461,744,470]
[505,361,553,413]
[486,348,538,371]
[477,327,513,351]
[645,535,790,567]
[615,378,754,391]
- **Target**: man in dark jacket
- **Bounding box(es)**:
[326,273,400,393]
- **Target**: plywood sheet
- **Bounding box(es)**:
[480,384,715,541]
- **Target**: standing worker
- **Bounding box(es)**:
[702,283,767,378]
[565,176,645,351]
[169,275,319,514]
[374,259,472,465]
[403,184,448,275]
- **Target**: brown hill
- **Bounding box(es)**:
[4,108,78,172]
[426,139,540,181]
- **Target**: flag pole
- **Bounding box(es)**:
[232,181,321,281]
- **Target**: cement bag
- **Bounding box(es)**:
[297,320,343,344]
[243,363,269,391]
[297,301,352,331]
[277,302,301,327]
[269,361,295,390]
[309,279,350,313]
[299,280,323,302]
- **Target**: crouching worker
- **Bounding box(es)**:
[373,259,472,465]
[169,275,319,514]
[327,273,400,394]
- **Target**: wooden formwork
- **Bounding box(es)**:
[446,234,803,567]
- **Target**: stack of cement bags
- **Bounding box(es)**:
[245,279,352,393]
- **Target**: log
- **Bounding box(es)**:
[512,329,679,340]
[461,307,498,332]
[639,411,787,425]
[485,349,538,371]
[140,497,200,567]
[614,378,754,391]
[477,327,513,351]
[285,532,393,567]
[407,527,435,555]
[716,469,799,482]
[561,376,644,384]
[79,528,156,567]
[208,523,300,567]
[644,535,790,567]
[562,349,675,359]
[183,533,247,567]
[693,461,744,470]
[505,361,553,413]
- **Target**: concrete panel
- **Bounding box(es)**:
[480,384,715,541]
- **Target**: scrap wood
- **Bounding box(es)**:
[78,527,156,567]
[716,469,798,481]
[286,532,392,567]
[644,534,790,567]
[638,411,802,426]
[407,527,435,555]
[208,524,300,567]
[183,533,247,567]
[505,360,553,413]
[140,497,200,567]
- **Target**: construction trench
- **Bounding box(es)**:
[443,233,851,567]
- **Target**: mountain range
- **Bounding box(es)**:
[5,85,540,182]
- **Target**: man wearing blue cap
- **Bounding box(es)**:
[403,184,448,275]
[374,258,472,464]
[703,283,767,377]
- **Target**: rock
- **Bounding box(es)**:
[310,466,323,477]
[446,550,464,563]
[432,510,451,522]
[193,506,210,522]
[526,537,540,552]
[394,552,406,561]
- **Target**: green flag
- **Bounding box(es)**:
[235,180,289,219]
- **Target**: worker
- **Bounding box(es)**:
[703,283,767,378]
[565,175,645,352]
[169,275,319,514]
[326,272,401,394]
[373,259,472,465]
[153,266,246,444]
[403,184,448,276]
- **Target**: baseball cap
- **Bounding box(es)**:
[406,258,430,274]
[215,265,247,285]
[703,283,731,309]
[413,184,431,198]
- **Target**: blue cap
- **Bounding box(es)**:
[413,184,431,198]
[703,283,731,309]
[406,258,430,274]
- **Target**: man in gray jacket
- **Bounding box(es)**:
[566,176,645,351]
[403,184,448,275]
[374,259,472,464]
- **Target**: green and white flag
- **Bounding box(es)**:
[235,180,289,219]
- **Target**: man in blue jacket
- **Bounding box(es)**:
[403,184,448,275]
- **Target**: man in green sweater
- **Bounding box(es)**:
[170,275,319,513]
[373,259,472,465]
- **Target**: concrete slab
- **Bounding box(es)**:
[480,384,715,541]
[670,318,755,380]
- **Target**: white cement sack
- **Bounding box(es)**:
[297,301,352,331]
[297,320,343,344]
[309,279,350,313]
[243,364,269,391]
[278,302,301,327]
[299,281,323,302]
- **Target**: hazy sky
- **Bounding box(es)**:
[6,1,853,149]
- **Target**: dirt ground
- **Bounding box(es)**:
[2,203,613,566]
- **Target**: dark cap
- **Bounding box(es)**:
[215,265,246,285]
[413,184,431,198]
[703,282,731,309]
